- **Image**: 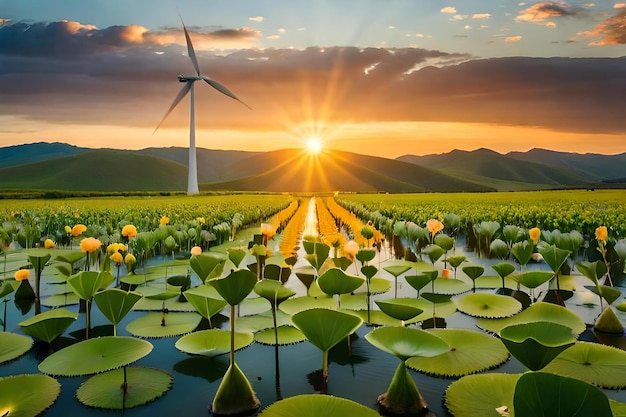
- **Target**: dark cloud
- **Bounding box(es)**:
[580,10,626,44]
[0,20,625,136]
[516,2,584,25]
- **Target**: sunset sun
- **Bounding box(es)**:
[305,137,323,155]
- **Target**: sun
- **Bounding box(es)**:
[305,137,323,154]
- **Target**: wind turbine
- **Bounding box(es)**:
[154,17,251,195]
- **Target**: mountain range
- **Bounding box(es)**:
[1,142,625,193]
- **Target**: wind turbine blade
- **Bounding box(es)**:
[153,82,193,133]
[180,17,201,76]
[202,76,252,110]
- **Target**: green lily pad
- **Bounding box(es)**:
[476,301,586,335]
[404,298,458,323]
[132,286,195,312]
[0,280,18,298]
[0,332,33,364]
[258,394,381,417]
[318,268,365,297]
[239,296,272,316]
[254,325,306,346]
[514,371,612,417]
[68,271,115,301]
[183,285,228,322]
[543,341,626,389]
[292,308,363,352]
[338,293,368,310]
[407,329,509,377]
[235,314,275,333]
[18,308,77,343]
[209,269,257,306]
[514,271,554,289]
[40,292,80,307]
[278,295,336,315]
[351,310,403,326]
[175,329,253,357]
[0,374,61,417]
[445,373,520,417]
[375,299,424,322]
[94,289,142,331]
[432,278,472,295]
[456,293,522,318]
[76,366,173,409]
[474,275,517,289]
[38,336,153,376]
[126,312,202,338]
[365,326,449,361]
[254,280,296,306]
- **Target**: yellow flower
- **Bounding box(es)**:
[261,223,276,239]
[343,240,359,262]
[191,246,202,256]
[595,226,608,243]
[44,239,56,249]
[426,219,444,237]
[110,251,123,264]
[64,225,72,234]
[125,253,136,265]
[196,217,206,225]
[529,227,541,244]
[71,224,87,237]
[80,237,102,253]
[15,269,30,281]
[159,216,170,226]
[107,242,126,254]
[122,224,137,238]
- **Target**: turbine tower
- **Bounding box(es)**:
[154,17,251,195]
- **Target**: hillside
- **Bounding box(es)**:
[397,148,589,190]
[0,150,188,191]
[0,142,90,168]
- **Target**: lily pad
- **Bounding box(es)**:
[407,329,509,377]
[445,373,520,417]
[476,301,586,335]
[0,332,33,364]
[432,278,472,295]
[40,292,80,307]
[254,325,306,346]
[543,341,626,389]
[318,268,365,297]
[278,295,336,315]
[258,394,381,417]
[126,312,202,338]
[183,285,227,322]
[456,292,522,318]
[365,326,449,361]
[375,299,424,322]
[175,329,253,357]
[18,308,77,343]
[0,374,61,417]
[292,308,363,352]
[76,366,173,409]
[38,336,153,376]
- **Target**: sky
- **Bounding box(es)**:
[1,0,625,158]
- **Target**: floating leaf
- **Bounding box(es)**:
[445,373,520,417]
[407,329,509,377]
[258,394,380,417]
[175,329,253,357]
[18,308,77,343]
[476,301,586,335]
[126,312,202,338]
[254,325,306,346]
[543,341,626,389]
[514,271,554,289]
[456,293,522,318]
[0,280,17,298]
[278,295,336,315]
[375,299,424,322]
[0,374,61,417]
[500,321,576,371]
[76,367,173,409]
[365,326,448,361]
[0,332,33,364]
[39,336,153,376]
[514,371,612,417]
[432,278,472,295]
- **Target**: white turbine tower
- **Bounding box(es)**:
[154,17,251,195]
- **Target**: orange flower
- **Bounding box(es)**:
[44,239,56,249]
[595,226,608,243]
[442,269,451,279]
[71,224,87,237]
[110,251,123,264]
[159,216,170,226]
[261,223,276,239]
[191,246,202,256]
[15,269,30,281]
[121,224,137,238]
[529,227,541,244]
[80,237,102,253]
[343,240,359,262]
[426,219,444,237]
[125,253,136,265]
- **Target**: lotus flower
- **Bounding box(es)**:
[71,224,87,237]
[15,269,30,281]
[343,240,359,261]
[159,216,170,226]
[121,224,137,238]
[64,225,72,234]
[529,227,541,244]
[595,226,608,243]
[190,246,202,256]
[44,239,55,249]
[107,242,126,254]
[80,237,102,254]
[110,251,123,264]
[426,219,444,241]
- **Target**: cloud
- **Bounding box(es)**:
[451,15,469,21]
[579,9,626,44]
[1,20,625,137]
[615,2,626,8]
[0,18,11,25]
[266,35,280,39]
[440,7,457,14]
[516,2,582,26]
[472,13,492,19]
[0,20,261,58]
[505,35,523,42]
[249,16,264,22]
[584,2,596,6]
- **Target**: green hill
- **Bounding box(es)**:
[0,150,187,191]
[0,142,89,168]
